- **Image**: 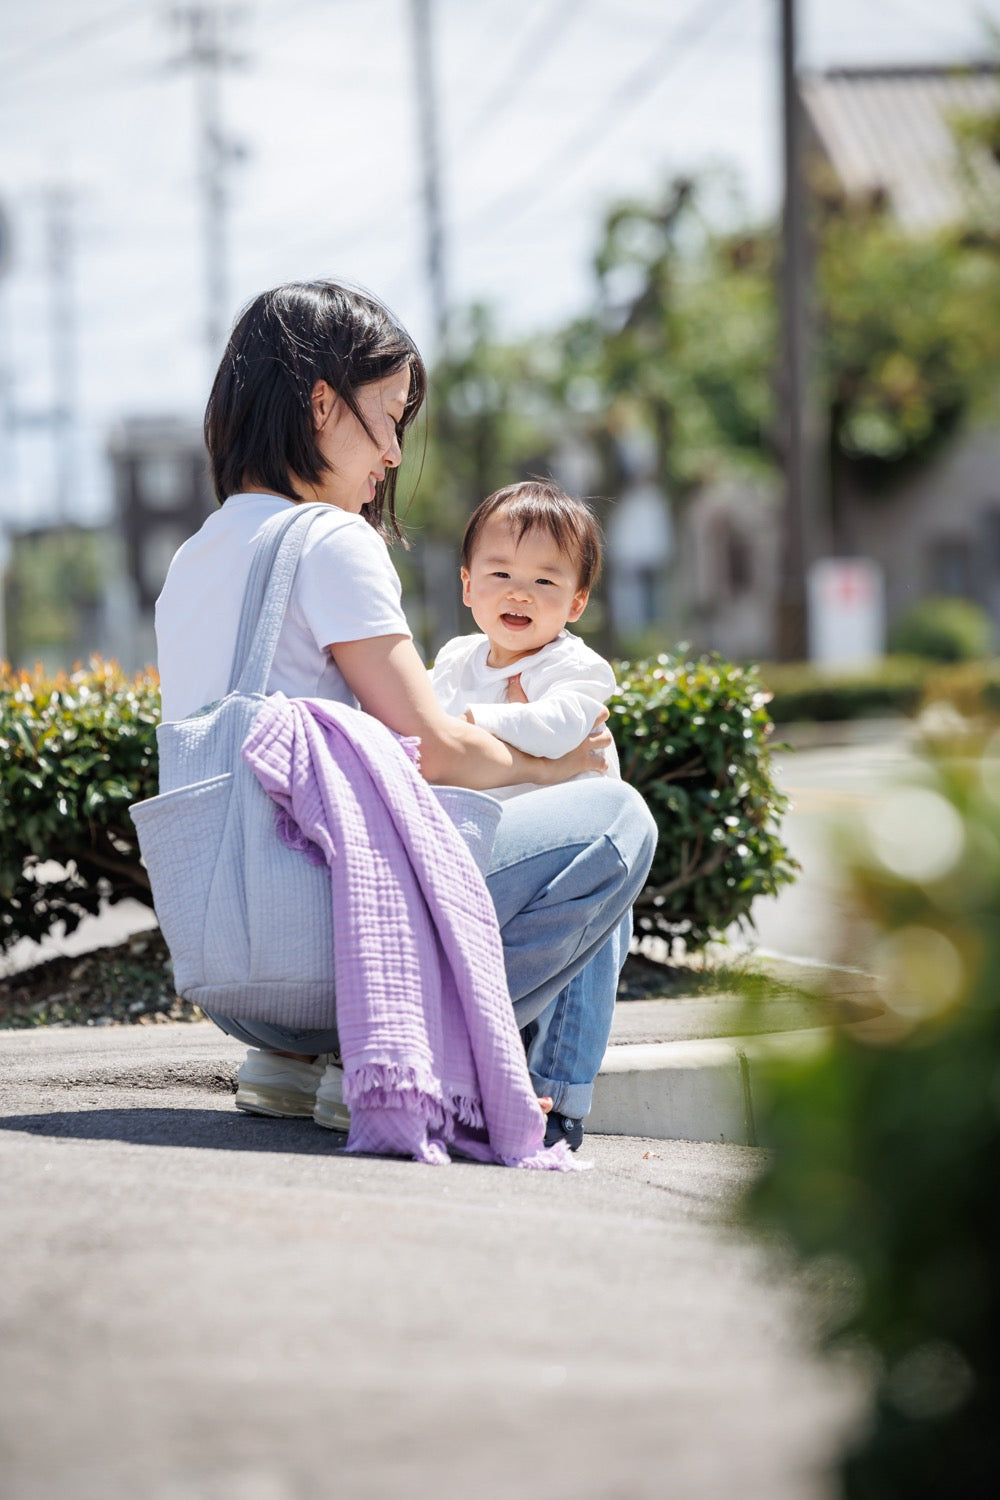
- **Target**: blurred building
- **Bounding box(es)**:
[107,417,214,669]
[803,63,1000,638]
[606,471,674,649]
[676,479,782,663]
[802,62,1000,232]
[685,61,1000,661]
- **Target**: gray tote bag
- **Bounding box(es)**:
[130,503,501,1027]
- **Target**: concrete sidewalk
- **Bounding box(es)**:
[0,1019,862,1500]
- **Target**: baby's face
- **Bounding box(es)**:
[461,514,588,669]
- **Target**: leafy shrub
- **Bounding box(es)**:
[888,596,994,663]
[610,651,797,950]
[746,740,1000,1497]
[0,661,160,952]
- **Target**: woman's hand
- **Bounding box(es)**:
[529,707,612,786]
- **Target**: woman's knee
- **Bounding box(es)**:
[600,780,658,873]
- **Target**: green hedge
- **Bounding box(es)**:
[0,662,159,951]
[745,739,1000,1497]
[888,596,995,663]
[759,655,1000,725]
[1,652,796,957]
[759,656,931,723]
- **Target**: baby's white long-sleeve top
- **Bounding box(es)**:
[430,629,620,797]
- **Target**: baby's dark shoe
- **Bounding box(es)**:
[544,1112,584,1152]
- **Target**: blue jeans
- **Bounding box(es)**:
[521,913,631,1119]
[209,779,657,1118]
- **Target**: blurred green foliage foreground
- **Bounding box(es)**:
[0,653,795,957]
[746,735,1000,1498]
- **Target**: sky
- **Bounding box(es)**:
[1,0,999,528]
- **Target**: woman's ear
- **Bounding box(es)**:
[311,379,336,432]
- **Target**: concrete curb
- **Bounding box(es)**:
[590,1028,833,1146]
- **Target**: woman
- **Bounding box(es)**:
[155,280,657,1153]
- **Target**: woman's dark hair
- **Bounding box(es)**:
[461,480,604,591]
[204,280,427,540]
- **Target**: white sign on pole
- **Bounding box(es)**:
[807,557,884,668]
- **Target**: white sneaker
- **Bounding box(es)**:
[234,1049,325,1118]
[313,1061,351,1133]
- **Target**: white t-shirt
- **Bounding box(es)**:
[155,493,411,723]
[430,628,620,798]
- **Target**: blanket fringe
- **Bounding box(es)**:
[345,1062,486,1134]
[499,1140,591,1172]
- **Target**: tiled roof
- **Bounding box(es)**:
[800,63,1000,229]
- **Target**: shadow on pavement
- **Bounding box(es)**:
[0,1107,347,1155]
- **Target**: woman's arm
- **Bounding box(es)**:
[329,634,610,789]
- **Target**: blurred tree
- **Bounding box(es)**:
[552,178,778,504]
[951,43,1000,249]
[816,195,1000,476]
[399,303,561,542]
[560,170,1000,539]
[3,526,105,668]
[395,305,568,654]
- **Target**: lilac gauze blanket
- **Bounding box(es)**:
[241,693,582,1170]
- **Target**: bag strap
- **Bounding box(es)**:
[227,502,330,695]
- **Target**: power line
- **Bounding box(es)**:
[453,0,588,156]
[457,0,750,233]
[0,2,142,83]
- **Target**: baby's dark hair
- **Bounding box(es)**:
[461,480,603,591]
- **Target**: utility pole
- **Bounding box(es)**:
[171,4,246,367]
[408,0,461,651]
[0,191,80,525]
[410,0,448,351]
[0,199,11,662]
[775,0,810,660]
[46,186,76,525]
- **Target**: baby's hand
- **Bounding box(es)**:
[506,674,529,704]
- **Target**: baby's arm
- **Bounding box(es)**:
[466,690,605,758]
[464,654,617,759]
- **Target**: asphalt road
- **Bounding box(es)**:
[739,726,916,966]
[0,1025,863,1500]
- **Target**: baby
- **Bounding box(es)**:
[431,478,624,1153]
[430,479,620,798]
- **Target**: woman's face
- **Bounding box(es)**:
[311,366,412,512]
